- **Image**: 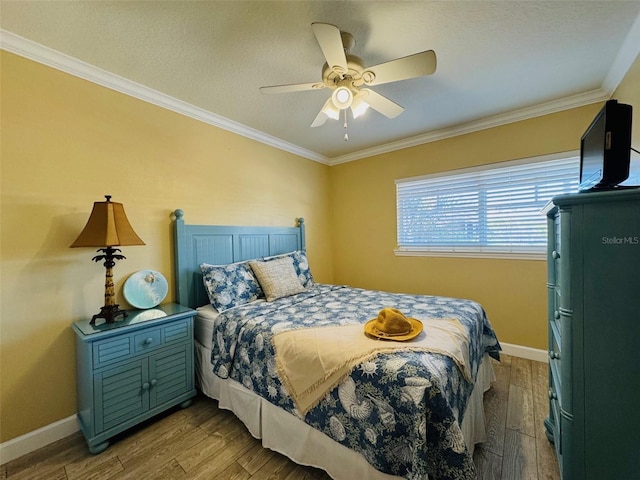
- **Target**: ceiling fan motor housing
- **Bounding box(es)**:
[322,53,367,88]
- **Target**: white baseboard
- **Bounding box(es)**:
[0,343,545,465]
[0,415,79,465]
[500,342,549,363]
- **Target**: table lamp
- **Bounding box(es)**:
[71,195,145,324]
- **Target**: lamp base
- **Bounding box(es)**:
[90,304,128,325]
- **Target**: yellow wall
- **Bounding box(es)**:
[613,52,640,148]
[2,45,639,445]
[329,50,640,353]
[0,51,333,442]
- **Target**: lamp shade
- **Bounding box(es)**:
[70,195,145,248]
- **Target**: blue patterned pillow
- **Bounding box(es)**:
[200,261,264,311]
[265,250,314,288]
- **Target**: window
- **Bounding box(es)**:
[395,153,580,259]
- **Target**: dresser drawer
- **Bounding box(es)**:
[548,357,562,452]
[551,249,562,290]
[553,215,561,251]
[550,319,561,358]
[551,213,561,274]
[550,396,562,455]
[551,290,562,339]
[93,319,191,368]
[549,354,562,406]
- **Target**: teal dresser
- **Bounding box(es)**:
[543,189,640,479]
[73,303,197,453]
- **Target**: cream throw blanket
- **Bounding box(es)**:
[272,318,472,415]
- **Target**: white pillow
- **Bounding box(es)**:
[263,250,314,287]
[249,256,305,301]
[195,304,219,349]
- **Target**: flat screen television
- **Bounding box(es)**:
[579,100,632,192]
[579,99,633,191]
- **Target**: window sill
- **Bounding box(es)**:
[394,248,546,261]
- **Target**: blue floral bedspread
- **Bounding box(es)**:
[209,284,501,480]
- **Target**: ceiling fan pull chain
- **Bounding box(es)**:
[343,110,349,141]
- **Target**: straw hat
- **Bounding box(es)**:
[364,308,423,341]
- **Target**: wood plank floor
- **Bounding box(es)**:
[1,354,560,479]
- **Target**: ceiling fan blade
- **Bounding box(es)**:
[361,89,404,118]
[260,82,325,95]
[311,22,348,76]
[363,50,436,86]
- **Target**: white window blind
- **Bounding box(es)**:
[396,155,580,258]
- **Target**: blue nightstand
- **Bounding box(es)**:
[72,303,197,453]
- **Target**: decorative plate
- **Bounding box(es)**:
[123,270,168,309]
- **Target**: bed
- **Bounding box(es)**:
[173,210,501,480]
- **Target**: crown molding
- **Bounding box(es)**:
[603,11,640,93]
[328,89,610,166]
[2,25,635,168]
[0,29,330,165]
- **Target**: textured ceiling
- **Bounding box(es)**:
[2,1,640,163]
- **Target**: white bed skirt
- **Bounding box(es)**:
[194,340,494,480]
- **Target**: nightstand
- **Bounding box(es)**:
[72,303,197,454]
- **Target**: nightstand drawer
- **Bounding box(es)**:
[134,328,162,353]
[93,320,191,368]
[163,320,190,344]
[94,336,133,367]
[134,319,190,352]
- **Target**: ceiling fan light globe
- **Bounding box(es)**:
[351,99,370,119]
[336,89,350,103]
[325,108,340,120]
[332,86,353,109]
[322,101,340,120]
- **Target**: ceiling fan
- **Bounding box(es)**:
[259,22,437,128]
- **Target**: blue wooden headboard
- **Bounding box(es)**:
[173,209,306,309]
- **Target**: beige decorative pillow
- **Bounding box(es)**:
[249,257,305,301]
